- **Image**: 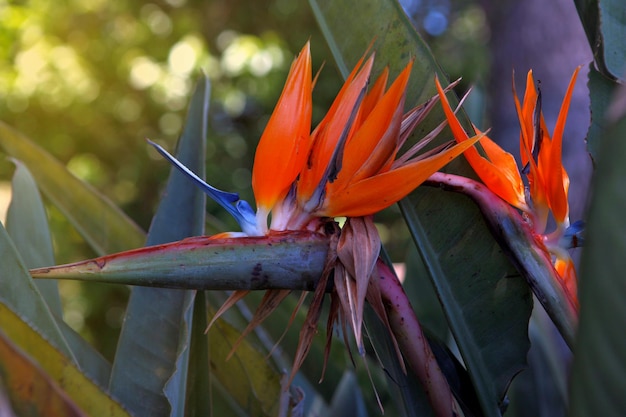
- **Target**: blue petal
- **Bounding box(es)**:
[148,139,256,233]
[560,220,585,249]
[236,200,259,235]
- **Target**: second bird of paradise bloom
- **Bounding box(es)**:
[149,42,482,370]
[434,68,582,309]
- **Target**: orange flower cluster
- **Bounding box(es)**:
[252,42,480,235]
[436,68,581,306]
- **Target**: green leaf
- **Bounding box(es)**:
[57,321,112,387]
[0,302,130,417]
[6,159,62,316]
[0,328,87,417]
[0,220,75,362]
[507,308,569,417]
[185,290,212,417]
[597,0,626,80]
[109,75,210,417]
[574,0,626,81]
[570,88,626,416]
[402,188,531,416]
[206,307,282,416]
[0,122,145,256]
[328,371,368,417]
[309,1,533,415]
[5,160,112,387]
[587,65,620,163]
[574,0,609,77]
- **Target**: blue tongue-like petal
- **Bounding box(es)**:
[148,139,258,235]
[560,219,585,249]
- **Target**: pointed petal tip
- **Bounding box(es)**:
[252,42,313,212]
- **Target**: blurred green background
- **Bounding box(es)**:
[0,0,589,364]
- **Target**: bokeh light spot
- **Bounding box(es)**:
[423,10,448,36]
[168,40,197,76]
[129,56,161,89]
[140,4,172,37]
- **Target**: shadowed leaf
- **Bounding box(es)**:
[587,65,619,163]
[570,87,626,416]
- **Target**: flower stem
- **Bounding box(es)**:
[376,259,464,417]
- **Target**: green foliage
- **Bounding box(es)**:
[107,75,209,417]
[0,0,624,416]
[574,0,626,81]
[0,229,128,415]
[586,66,617,163]
[570,89,626,417]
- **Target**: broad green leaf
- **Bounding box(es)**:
[109,76,209,417]
[310,1,533,416]
[5,160,112,386]
[574,0,626,81]
[573,0,610,78]
[570,89,626,416]
[6,159,61,315]
[206,307,282,416]
[185,290,212,416]
[401,189,531,416]
[587,65,619,163]
[0,122,145,256]
[0,220,75,362]
[0,303,130,417]
[507,307,569,417]
[0,328,86,417]
[57,320,112,387]
[598,0,626,81]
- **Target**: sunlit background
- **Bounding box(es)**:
[0,0,589,369]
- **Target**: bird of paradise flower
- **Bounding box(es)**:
[31,42,482,414]
[434,68,583,309]
[145,42,483,377]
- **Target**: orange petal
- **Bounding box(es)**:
[546,67,579,224]
[436,77,527,211]
[321,132,483,217]
[473,127,527,211]
[518,70,537,167]
[252,42,313,212]
[360,67,389,121]
[434,76,471,143]
[297,55,375,205]
[337,61,413,186]
[555,256,578,309]
[513,80,546,212]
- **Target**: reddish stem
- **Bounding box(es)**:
[376,259,463,417]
